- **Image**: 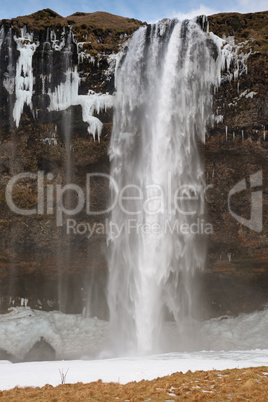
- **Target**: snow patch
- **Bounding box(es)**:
[245,91,257,99]
[215,115,223,124]
[41,131,58,146]
[1,308,268,362]
[0,349,268,391]
[0,308,109,360]
[239,89,257,99]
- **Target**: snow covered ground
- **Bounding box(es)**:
[1,307,268,359]
[0,307,109,360]
[0,349,268,390]
[0,307,267,390]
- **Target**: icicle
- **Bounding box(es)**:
[48,67,113,141]
[3,28,15,95]
[50,29,66,51]
[263,126,266,141]
[40,74,46,94]
[209,32,251,83]
[0,25,4,49]
[13,27,39,127]
[225,126,228,141]
[215,115,223,124]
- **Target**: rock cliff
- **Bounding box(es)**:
[0,9,267,317]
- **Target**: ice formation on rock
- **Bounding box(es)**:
[0,25,115,139]
[13,28,39,127]
[48,67,113,141]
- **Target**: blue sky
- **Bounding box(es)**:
[0,0,267,22]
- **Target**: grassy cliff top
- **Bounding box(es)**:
[0,9,267,53]
[0,9,145,51]
[0,9,144,32]
[208,11,268,53]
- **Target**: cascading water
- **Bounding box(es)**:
[57,29,74,313]
[1,28,17,298]
[108,18,224,355]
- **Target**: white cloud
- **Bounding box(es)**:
[172,4,220,21]
[171,1,267,22]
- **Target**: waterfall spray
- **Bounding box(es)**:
[108,18,226,355]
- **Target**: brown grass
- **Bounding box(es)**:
[0,9,145,52]
[208,11,268,53]
[0,366,267,401]
[1,9,267,55]
[1,9,144,31]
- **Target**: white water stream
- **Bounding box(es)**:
[108,19,233,355]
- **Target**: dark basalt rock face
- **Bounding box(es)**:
[204,11,268,317]
[0,11,144,315]
[0,10,267,317]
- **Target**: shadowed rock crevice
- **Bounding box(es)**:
[24,337,56,361]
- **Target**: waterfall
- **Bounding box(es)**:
[108,19,223,355]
